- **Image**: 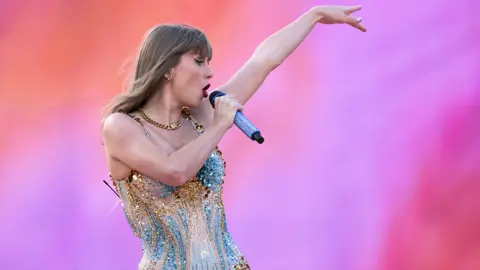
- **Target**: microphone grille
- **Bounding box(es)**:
[208,90,225,108]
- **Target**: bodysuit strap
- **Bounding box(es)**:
[119,110,152,139]
[181,108,204,135]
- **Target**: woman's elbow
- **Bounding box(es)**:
[253,47,284,69]
[251,53,282,72]
[161,163,190,187]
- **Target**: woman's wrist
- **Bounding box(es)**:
[307,6,325,22]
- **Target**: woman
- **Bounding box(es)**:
[102,5,365,270]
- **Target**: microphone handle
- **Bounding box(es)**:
[208,90,264,144]
[234,111,264,144]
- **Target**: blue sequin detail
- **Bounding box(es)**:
[166,215,187,269]
[203,201,213,233]
[195,151,224,190]
[177,208,189,235]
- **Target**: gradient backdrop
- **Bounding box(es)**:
[1,0,479,269]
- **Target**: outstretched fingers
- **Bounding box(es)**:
[344,5,362,15]
[343,9,366,32]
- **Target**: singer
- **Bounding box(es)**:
[101,5,365,270]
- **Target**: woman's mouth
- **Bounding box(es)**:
[202,84,210,98]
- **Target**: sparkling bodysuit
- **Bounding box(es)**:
[112,109,250,270]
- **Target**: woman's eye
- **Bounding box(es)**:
[194,59,204,65]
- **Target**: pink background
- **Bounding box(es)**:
[1,0,479,269]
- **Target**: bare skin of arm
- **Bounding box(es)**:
[193,5,365,124]
[103,95,242,186]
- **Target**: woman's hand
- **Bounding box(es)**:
[212,95,243,130]
[313,5,366,32]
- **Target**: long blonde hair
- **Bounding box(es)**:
[103,24,212,117]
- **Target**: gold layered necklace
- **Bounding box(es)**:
[138,108,184,130]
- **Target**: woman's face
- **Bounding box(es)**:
[170,52,213,108]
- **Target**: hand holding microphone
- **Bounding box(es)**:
[212,94,243,129]
[209,91,264,144]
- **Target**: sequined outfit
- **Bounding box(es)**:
[112,109,250,270]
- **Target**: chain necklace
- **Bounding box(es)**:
[138,108,184,130]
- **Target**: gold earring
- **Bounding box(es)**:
[165,70,173,81]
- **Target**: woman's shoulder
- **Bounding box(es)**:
[102,112,144,141]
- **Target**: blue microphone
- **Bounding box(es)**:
[209,91,264,144]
